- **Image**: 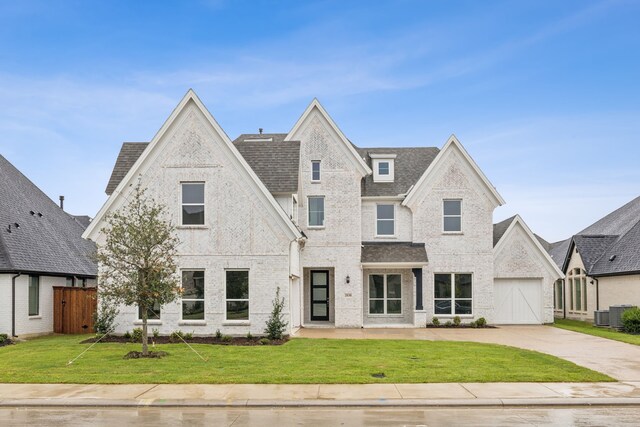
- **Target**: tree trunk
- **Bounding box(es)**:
[141,307,149,356]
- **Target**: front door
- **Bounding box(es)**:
[310,270,330,321]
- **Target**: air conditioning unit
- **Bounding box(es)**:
[594,310,609,327]
[609,305,637,330]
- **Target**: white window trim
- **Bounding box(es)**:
[367,273,403,316]
[180,182,206,227]
[137,302,162,322]
[307,195,325,228]
[442,199,462,234]
[433,273,473,317]
[567,269,588,313]
[375,203,396,238]
[311,160,321,183]
[181,269,205,321]
[372,158,395,182]
[225,269,250,322]
[28,275,40,317]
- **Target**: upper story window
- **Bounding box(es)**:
[376,204,395,236]
[371,154,396,182]
[443,199,462,232]
[308,196,325,228]
[182,182,205,225]
[311,161,321,182]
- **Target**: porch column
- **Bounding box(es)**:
[412,268,423,311]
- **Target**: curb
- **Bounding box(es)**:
[3,397,640,408]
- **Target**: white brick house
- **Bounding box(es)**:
[83,90,562,335]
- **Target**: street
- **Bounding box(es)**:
[1,406,639,426]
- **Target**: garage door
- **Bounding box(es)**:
[494,279,543,324]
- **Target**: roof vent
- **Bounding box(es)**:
[259,128,263,134]
[29,210,35,215]
[37,212,43,217]
[609,255,617,262]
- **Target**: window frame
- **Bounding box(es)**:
[225,269,250,322]
[28,275,40,317]
[375,203,396,237]
[372,158,395,182]
[138,302,162,321]
[433,273,473,316]
[180,269,205,321]
[311,160,321,182]
[368,273,403,316]
[554,279,564,310]
[378,161,390,176]
[442,199,462,233]
[307,196,325,228]
[181,182,206,226]
[568,268,588,313]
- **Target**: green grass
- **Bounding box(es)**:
[554,318,640,346]
[0,335,612,384]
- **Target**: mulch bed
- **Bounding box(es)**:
[0,340,13,348]
[123,350,168,359]
[81,335,288,346]
[426,324,497,329]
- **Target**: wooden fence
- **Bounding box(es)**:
[53,287,97,334]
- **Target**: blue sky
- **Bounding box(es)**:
[1,0,639,242]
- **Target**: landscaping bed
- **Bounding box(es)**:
[0,334,12,348]
[81,335,288,346]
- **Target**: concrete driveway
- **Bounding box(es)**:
[293,326,640,381]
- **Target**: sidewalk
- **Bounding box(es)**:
[2,382,640,407]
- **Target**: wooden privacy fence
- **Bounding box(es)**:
[53,287,97,334]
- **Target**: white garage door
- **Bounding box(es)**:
[494,279,543,324]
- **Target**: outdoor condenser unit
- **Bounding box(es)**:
[594,310,609,327]
[609,305,637,330]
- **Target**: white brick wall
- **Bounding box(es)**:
[361,200,412,241]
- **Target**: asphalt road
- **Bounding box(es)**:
[2,406,639,426]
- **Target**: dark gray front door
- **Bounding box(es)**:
[311,270,329,321]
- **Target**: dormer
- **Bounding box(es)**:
[371,153,396,182]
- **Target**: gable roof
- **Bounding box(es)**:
[402,135,505,208]
[357,147,440,197]
[493,214,564,278]
[84,89,302,242]
[548,238,571,269]
[285,98,372,177]
[232,134,300,193]
[105,143,148,195]
[590,220,640,276]
[0,155,97,276]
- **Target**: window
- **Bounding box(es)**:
[66,277,74,287]
[368,274,402,315]
[308,196,325,227]
[434,273,472,315]
[311,161,321,182]
[226,270,249,321]
[554,280,564,310]
[376,204,395,236]
[378,162,389,175]
[443,200,462,232]
[138,302,161,320]
[181,270,205,320]
[182,182,205,225]
[568,268,587,312]
[28,275,40,316]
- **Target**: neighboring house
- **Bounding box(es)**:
[83,90,562,336]
[0,155,97,337]
[548,196,640,321]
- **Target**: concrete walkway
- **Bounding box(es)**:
[293,326,640,381]
[2,382,640,407]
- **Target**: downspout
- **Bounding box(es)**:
[11,273,21,337]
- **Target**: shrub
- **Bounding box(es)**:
[152,328,160,339]
[432,317,440,327]
[123,330,131,340]
[184,332,194,340]
[444,321,453,327]
[259,338,270,345]
[476,317,487,327]
[221,334,233,343]
[453,316,461,326]
[264,287,288,340]
[93,297,119,336]
[246,332,253,340]
[469,321,478,328]
[215,329,223,340]
[170,330,185,343]
[131,328,143,343]
[0,333,7,343]
[622,307,640,334]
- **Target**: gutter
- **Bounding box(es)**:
[11,273,21,337]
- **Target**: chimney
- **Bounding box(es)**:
[59,196,64,210]
[258,128,263,135]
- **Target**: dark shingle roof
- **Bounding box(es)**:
[232,134,300,193]
[361,242,428,264]
[0,155,97,276]
[573,235,619,273]
[71,215,92,229]
[580,196,640,236]
[357,147,440,197]
[105,142,149,195]
[591,221,640,276]
[493,216,516,247]
[548,238,571,269]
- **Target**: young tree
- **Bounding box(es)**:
[96,185,181,356]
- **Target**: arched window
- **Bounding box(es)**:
[568,268,587,313]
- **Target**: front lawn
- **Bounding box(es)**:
[554,318,640,346]
[0,335,611,384]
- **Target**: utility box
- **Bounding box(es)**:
[594,310,609,327]
[609,305,637,330]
